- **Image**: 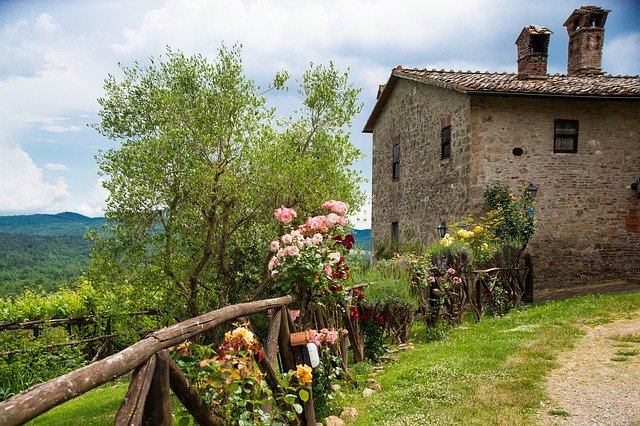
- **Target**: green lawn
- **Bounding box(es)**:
[336,291,640,425]
[22,291,640,425]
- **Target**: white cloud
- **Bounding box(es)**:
[34,14,60,34]
[0,145,70,214]
[44,162,69,171]
[42,124,81,133]
[604,32,640,76]
[76,177,108,217]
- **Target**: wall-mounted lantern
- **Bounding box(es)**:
[525,182,538,200]
[632,179,640,199]
[437,221,447,238]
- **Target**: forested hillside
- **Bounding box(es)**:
[0,212,104,236]
[0,213,104,297]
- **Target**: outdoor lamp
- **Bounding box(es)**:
[525,182,538,200]
[632,179,640,199]
[437,221,447,238]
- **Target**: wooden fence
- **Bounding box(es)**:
[0,294,333,426]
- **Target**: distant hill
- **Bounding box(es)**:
[0,212,105,237]
[351,228,371,252]
[0,212,105,296]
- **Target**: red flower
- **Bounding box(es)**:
[349,307,359,319]
[342,234,355,250]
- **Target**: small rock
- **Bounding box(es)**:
[340,407,359,422]
[368,379,382,391]
[362,388,375,397]
[324,415,345,426]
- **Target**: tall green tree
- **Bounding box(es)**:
[89,45,364,319]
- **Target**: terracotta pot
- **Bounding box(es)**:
[290,330,312,346]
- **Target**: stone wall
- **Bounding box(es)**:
[468,95,640,288]
[371,79,471,248]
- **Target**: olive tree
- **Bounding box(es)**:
[89,45,364,319]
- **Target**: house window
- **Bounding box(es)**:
[554,119,579,153]
[391,222,399,243]
[392,143,400,180]
[441,125,451,159]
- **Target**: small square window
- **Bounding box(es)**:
[554,119,578,153]
[441,126,451,159]
[392,143,400,180]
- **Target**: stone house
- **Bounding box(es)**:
[364,6,640,289]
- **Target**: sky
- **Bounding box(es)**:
[1,0,639,228]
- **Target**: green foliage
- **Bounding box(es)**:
[0,232,92,297]
[90,45,364,320]
[483,182,536,250]
[0,328,87,400]
[171,326,303,425]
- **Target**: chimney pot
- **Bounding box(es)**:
[564,6,611,76]
[516,25,552,78]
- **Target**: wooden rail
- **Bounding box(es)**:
[0,295,296,426]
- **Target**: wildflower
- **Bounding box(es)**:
[447,268,456,275]
[274,206,297,224]
[452,276,462,284]
[294,364,313,386]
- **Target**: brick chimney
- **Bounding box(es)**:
[516,25,552,78]
[564,6,610,76]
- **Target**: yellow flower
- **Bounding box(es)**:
[294,364,313,386]
[441,234,454,247]
[473,225,483,233]
[228,326,256,346]
[481,242,489,251]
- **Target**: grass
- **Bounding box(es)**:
[19,291,640,425]
[335,291,640,425]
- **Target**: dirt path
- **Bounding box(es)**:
[537,316,640,426]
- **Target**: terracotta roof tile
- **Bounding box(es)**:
[363,67,640,133]
[394,68,640,97]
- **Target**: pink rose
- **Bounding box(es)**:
[268,256,280,271]
[324,264,333,278]
[270,240,280,252]
[281,233,293,245]
[324,328,339,345]
[452,276,462,284]
[321,200,348,214]
[309,329,324,346]
[284,245,300,256]
[329,252,342,263]
[274,206,297,224]
[447,268,456,275]
[288,309,300,321]
[427,276,436,283]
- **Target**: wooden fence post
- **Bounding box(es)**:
[522,254,534,303]
[115,355,157,425]
[142,350,172,425]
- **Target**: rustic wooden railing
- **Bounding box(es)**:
[0,295,309,426]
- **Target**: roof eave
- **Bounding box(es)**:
[468,90,640,100]
[363,73,398,133]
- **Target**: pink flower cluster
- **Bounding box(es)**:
[274,206,297,224]
[309,327,348,346]
[268,203,351,278]
[321,200,349,214]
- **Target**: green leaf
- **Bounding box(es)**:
[298,388,309,402]
[293,403,303,414]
